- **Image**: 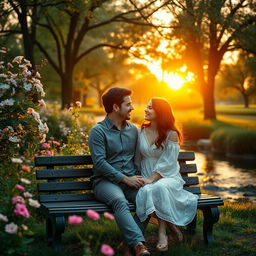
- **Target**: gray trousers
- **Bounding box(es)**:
[94,179,149,247]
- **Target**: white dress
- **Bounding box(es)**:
[135,129,198,226]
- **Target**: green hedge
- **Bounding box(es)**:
[210,127,256,155]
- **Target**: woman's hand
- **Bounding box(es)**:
[143,178,153,185]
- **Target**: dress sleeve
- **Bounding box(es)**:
[152,140,180,178]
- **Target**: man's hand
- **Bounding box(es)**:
[122,175,145,189]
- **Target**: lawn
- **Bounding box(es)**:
[28,201,256,256]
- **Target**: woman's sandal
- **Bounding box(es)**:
[156,234,168,252]
[166,222,183,242]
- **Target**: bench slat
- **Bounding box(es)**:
[183,186,201,194]
[35,155,92,167]
[38,181,91,192]
[39,193,94,203]
[34,151,195,167]
[179,164,197,174]
[36,168,93,179]
[182,176,199,186]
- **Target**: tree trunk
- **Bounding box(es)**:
[202,77,216,120]
[242,93,249,108]
[61,72,73,109]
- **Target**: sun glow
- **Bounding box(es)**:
[146,63,195,90]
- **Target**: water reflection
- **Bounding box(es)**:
[182,148,256,203]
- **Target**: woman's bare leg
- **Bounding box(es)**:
[156,219,168,251]
[165,221,183,242]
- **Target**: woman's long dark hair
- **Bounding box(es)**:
[142,97,182,149]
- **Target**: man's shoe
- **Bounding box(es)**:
[117,242,132,256]
[134,242,150,256]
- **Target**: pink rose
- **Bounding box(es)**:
[12,196,25,205]
[42,143,51,149]
[53,141,60,146]
[103,212,114,220]
[21,165,30,172]
[14,203,30,218]
[100,244,114,256]
[15,184,25,191]
[68,215,83,225]
[86,209,100,220]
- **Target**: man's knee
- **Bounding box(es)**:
[111,196,129,211]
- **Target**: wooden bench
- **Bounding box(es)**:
[35,151,224,251]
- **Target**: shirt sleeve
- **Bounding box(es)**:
[88,126,125,183]
[152,141,181,178]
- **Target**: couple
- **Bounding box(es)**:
[88,88,198,256]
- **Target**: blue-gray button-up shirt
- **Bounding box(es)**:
[88,116,138,186]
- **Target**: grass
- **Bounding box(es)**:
[26,201,256,256]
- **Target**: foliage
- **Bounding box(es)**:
[210,126,256,155]
[0,49,44,255]
[0,48,47,170]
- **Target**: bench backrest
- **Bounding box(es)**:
[35,151,200,203]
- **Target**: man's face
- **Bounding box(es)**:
[118,96,134,120]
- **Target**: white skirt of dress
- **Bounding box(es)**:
[136,177,199,226]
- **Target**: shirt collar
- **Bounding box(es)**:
[104,115,129,130]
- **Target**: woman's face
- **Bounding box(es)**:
[144,100,156,121]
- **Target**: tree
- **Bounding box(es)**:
[219,52,256,107]
[131,0,256,119]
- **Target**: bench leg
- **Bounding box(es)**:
[187,214,197,234]
[51,216,66,251]
[201,207,220,244]
[46,217,53,246]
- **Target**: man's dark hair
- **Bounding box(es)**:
[102,87,132,113]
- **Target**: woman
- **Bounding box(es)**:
[135,98,198,251]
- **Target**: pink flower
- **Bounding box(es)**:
[46,150,54,155]
[21,165,30,172]
[5,222,18,234]
[42,143,51,149]
[86,209,100,220]
[23,192,33,198]
[15,184,25,191]
[104,212,114,220]
[12,196,25,205]
[53,141,60,146]
[100,244,114,256]
[14,203,30,218]
[68,215,83,225]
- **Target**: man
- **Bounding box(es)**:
[88,87,150,256]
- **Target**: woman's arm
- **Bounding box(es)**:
[143,172,162,184]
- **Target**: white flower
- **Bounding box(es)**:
[0,98,15,107]
[11,157,23,164]
[38,121,45,133]
[0,49,7,54]
[24,82,32,91]
[0,213,8,222]
[23,192,33,198]
[18,65,28,71]
[31,110,41,123]
[20,178,31,184]
[23,70,32,77]
[35,72,41,78]
[24,59,32,67]
[5,222,18,234]
[7,126,14,132]
[0,84,10,90]
[7,62,13,68]
[34,84,45,97]
[38,99,46,107]
[75,101,82,108]
[9,136,19,143]
[0,74,7,78]
[29,198,40,208]
[12,56,23,64]
[6,78,17,86]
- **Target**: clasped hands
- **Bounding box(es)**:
[122,175,153,189]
